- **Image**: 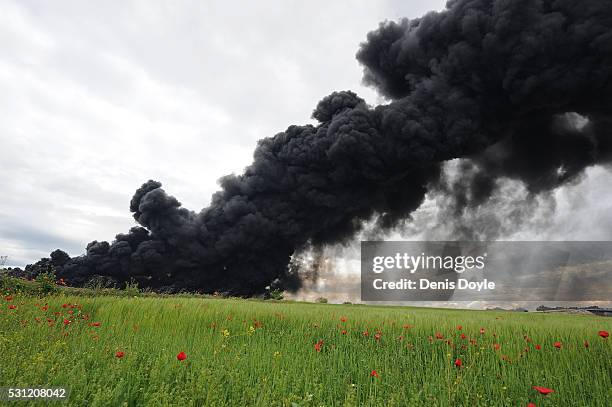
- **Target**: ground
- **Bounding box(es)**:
[0,292,610,406]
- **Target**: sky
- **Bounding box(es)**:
[0,0,448,267]
[2,0,612,286]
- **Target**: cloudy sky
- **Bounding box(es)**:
[2,0,612,272]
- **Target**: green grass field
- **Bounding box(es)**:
[0,294,610,406]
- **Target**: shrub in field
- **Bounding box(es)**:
[1,270,60,296]
[35,271,59,295]
[316,297,328,304]
[0,275,29,295]
[85,275,118,290]
[85,275,119,296]
[124,279,141,297]
[25,262,60,295]
[266,288,284,300]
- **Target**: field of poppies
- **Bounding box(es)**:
[0,294,610,406]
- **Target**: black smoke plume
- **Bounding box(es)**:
[26,0,612,294]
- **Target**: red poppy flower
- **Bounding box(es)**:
[115,351,125,358]
[8,305,17,310]
[535,344,541,350]
[527,403,536,407]
[494,343,501,351]
[374,333,382,341]
[398,335,404,341]
[314,340,324,352]
[460,333,466,340]
[41,305,48,311]
[553,342,562,349]
[177,351,187,361]
[457,325,462,330]
[340,316,347,322]
[363,331,369,337]
[341,329,347,335]
[454,358,462,368]
[584,340,589,348]
[62,304,68,308]
[370,370,379,378]
[403,324,413,329]
[435,332,444,340]
[532,386,554,395]
[599,330,609,339]
[5,295,13,301]
[90,322,101,327]
[480,328,485,335]
[63,319,71,325]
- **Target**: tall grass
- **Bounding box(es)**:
[0,295,610,406]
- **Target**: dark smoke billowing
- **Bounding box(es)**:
[26,0,612,294]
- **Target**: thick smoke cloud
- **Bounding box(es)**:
[25,0,612,294]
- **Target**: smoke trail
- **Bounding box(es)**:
[25,0,612,294]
